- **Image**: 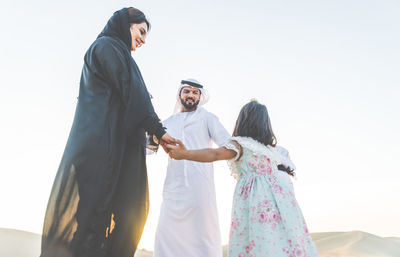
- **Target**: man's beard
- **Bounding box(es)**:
[181,97,199,110]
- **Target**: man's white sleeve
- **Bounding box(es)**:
[207,113,231,147]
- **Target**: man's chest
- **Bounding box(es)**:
[167,121,211,148]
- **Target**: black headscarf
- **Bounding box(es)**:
[41,7,164,257]
[98,8,132,50]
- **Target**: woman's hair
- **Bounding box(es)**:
[128,7,151,30]
[233,101,277,147]
[277,164,295,177]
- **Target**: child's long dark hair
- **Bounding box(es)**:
[232,101,294,176]
[233,101,277,147]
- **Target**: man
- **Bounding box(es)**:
[154,79,230,257]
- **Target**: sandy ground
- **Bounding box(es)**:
[1,228,399,257]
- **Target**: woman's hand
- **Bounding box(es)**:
[161,133,176,144]
[160,133,177,153]
[167,140,187,160]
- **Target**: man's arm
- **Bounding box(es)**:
[207,113,231,146]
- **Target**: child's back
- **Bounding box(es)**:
[225,136,320,257]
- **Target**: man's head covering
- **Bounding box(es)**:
[173,78,209,113]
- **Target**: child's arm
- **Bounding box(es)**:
[167,140,239,162]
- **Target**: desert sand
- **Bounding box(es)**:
[1,228,399,257]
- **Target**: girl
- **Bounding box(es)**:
[168,101,320,257]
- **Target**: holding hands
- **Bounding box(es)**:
[166,140,187,160]
[161,133,176,145]
[159,133,178,153]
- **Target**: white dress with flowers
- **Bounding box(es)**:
[224,137,320,257]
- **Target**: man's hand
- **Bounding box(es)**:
[160,133,177,153]
[167,140,187,160]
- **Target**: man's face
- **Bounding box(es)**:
[180,86,201,111]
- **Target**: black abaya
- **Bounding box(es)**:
[40,8,164,257]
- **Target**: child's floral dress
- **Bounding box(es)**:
[224,136,320,257]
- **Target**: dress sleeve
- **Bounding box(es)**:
[141,114,166,141]
[90,38,166,139]
[223,140,241,161]
[223,139,242,179]
[274,145,296,171]
[90,39,131,105]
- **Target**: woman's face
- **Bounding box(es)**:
[130,22,148,51]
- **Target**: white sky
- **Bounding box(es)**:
[1,0,399,251]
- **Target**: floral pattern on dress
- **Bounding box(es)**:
[224,137,320,257]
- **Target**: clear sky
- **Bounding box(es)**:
[1,0,399,251]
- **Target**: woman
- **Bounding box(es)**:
[41,7,174,257]
[168,101,320,257]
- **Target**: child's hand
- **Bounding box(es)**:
[167,140,187,160]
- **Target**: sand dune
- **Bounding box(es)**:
[311,231,400,257]
[0,228,151,257]
[0,228,40,257]
[1,228,399,257]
